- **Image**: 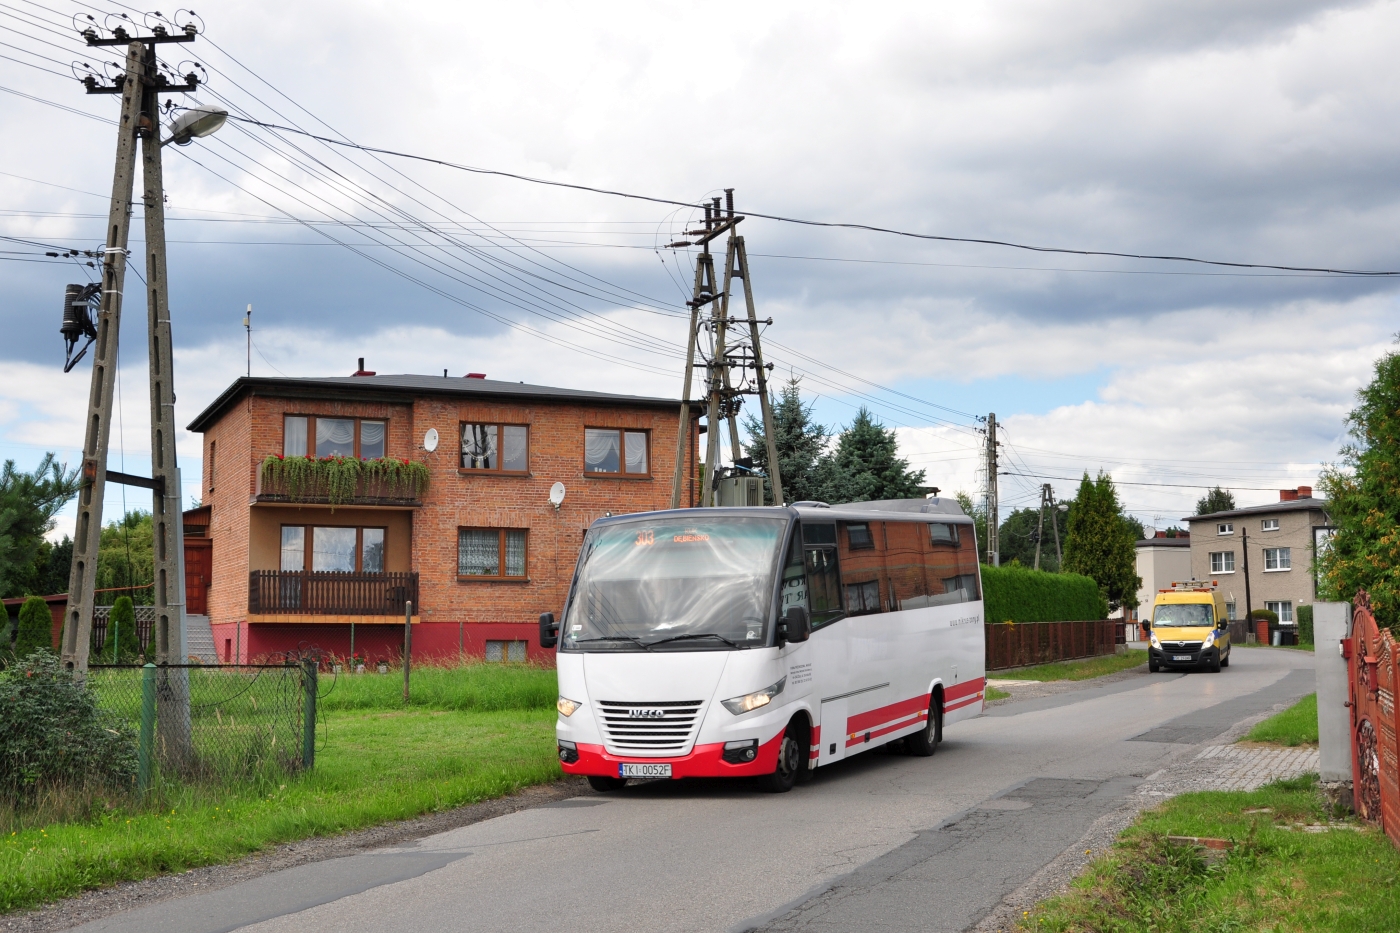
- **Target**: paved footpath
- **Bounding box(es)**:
[58,647,1315,933]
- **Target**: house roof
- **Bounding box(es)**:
[187,374,693,432]
[1136,537,1191,548]
[1182,497,1329,524]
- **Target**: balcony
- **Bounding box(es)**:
[248,571,420,622]
[255,456,427,507]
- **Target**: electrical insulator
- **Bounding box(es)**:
[61,283,100,373]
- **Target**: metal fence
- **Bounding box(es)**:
[985,620,1121,671]
[85,662,316,788]
[248,571,418,616]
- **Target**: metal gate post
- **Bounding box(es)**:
[302,658,317,771]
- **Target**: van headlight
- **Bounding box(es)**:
[1201,636,1215,649]
[557,696,583,717]
[1149,633,1160,648]
[721,677,786,715]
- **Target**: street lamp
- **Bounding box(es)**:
[168,104,228,146]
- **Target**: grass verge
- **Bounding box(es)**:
[2,664,561,914]
[985,686,1012,701]
[1024,775,1400,932]
[1243,693,1318,747]
[994,649,1147,682]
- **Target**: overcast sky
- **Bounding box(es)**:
[2,0,1395,538]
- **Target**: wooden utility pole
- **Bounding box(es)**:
[985,413,1000,566]
[669,213,719,509]
[1034,483,1049,570]
[61,42,146,674]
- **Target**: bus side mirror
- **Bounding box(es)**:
[539,612,558,649]
[781,606,810,644]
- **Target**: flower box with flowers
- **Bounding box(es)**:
[258,455,430,506]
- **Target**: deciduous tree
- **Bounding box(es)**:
[1195,486,1237,516]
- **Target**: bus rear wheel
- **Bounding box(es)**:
[758,728,801,793]
[587,775,628,792]
[906,697,941,757]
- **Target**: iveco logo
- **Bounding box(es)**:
[628,708,666,719]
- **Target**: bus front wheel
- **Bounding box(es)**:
[758,728,802,793]
[587,775,628,792]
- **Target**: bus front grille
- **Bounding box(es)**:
[597,700,704,755]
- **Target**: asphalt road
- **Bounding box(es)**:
[70,647,1314,933]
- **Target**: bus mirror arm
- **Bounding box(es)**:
[539,612,558,649]
[781,606,811,645]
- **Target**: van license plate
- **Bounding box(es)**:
[1172,655,1191,661]
[620,762,672,779]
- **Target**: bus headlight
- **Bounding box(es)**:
[721,677,786,715]
[557,696,583,717]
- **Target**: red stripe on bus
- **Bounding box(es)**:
[945,692,982,712]
[845,715,925,747]
[846,694,930,735]
[945,677,986,702]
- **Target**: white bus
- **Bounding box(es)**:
[541,499,987,793]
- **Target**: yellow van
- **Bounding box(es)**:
[1147,581,1231,673]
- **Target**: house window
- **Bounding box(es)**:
[847,523,874,550]
[1226,602,1237,620]
[1217,522,1233,535]
[458,528,528,580]
[460,423,529,472]
[1265,600,1294,623]
[279,525,387,573]
[584,428,648,475]
[1263,547,1291,571]
[284,415,387,460]
[1209,551,1235,573]
[1261,518,1280,532]
[486,640,528,662]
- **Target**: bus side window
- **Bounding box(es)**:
[801,522,844,628]
[839,520,885,615]
[781,530,808,614]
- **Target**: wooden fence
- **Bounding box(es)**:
[985,620,1121,671]
[248,571,419,616]
[1346,590,1400,846]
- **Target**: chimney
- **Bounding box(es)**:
[464,373,486,379]
[352,357,376,377]
[1297,485,1312,498]
[1279,488,1298,501]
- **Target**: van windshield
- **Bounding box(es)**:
[1153,603,1215,627]
[560,515,788,651]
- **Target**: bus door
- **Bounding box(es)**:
[797,521,853,765]
[838,520,894,751]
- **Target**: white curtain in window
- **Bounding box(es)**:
[361,528,385,573]
[624,431,647,473]
[284,417,307,457]
[505,529,526,576]
[360,421,386,459]
[461,424,497,469]
[313,527,357,572]
[584,429,620,472]
[502,426,529,471]
[459,529,500,575]
[316,419,355,457]
[280,526,305,571]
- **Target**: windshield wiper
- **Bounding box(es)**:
[642,632,742,649]
[569,635,651,650]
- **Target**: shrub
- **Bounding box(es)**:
[1250,608,1279,625]
[14,596,53,659]
[981,563,1109,623]
[99,596,141,663]
[0,651,137,802]
[1296,604,1314,644]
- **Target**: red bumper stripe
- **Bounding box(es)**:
[561,732,785,779]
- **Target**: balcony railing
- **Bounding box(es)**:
[255,456,428,507]
[249,571,419,616]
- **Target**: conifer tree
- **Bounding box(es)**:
[14,595,53,659]
[743,377,836,504]
[1194,486,1237,516]
[101,596,141,663]
[1062,472,1141,611]
[825,408,926,503]
[1319,346,1400,628]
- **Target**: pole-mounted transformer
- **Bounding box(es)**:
[60,282,101,372]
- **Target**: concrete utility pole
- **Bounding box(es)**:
[1052,499,1065,569]
[669,191,783,508]
[985,413,999,566]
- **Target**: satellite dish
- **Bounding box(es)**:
[549,482,566,508]
[423,428,439,452]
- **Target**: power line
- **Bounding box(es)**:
[1000,470,1296,491]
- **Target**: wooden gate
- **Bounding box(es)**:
[1346,590,1400,846]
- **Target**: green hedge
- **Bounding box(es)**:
[981,563,1108,623]
[1297,604,1314,644]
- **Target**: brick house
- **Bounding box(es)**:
[187,371,699,664]
[1182,486,1332,628]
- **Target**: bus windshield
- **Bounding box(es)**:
[1153,603,1215,627]
[561,515,789,651]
